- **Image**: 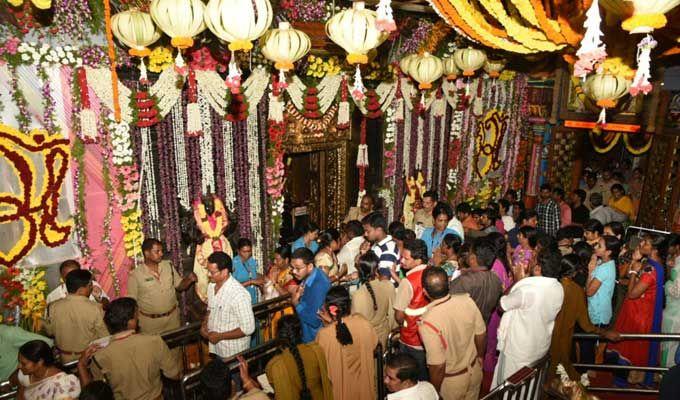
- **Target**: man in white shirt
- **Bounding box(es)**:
[446,214,465,241]
[384,353,439,400]
[337,221,365,289]
[493,246,564,387]
[201,251,255,360]
[362,213,400,282]
[46,260,109,306]
[589,192,627,225]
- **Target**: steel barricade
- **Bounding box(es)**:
[571,332,680,395]
[482,355,550,400]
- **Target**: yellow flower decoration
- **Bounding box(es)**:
[600,58,635,80]
[148,46,174,73]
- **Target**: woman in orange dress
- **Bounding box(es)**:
[316,286,378,400]
[264,246,298,340]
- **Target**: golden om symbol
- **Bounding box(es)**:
[0,124,73,266]
[474,110,508,179]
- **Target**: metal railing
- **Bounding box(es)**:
[482,355,550,400]
[571,332,680,395]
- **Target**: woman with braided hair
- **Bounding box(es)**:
[351,251,396,348]
[265,315,333,400]
[316,286,379,400]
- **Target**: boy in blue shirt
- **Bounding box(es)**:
[232,238,264,305]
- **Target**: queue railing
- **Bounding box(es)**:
[482,355,550,400]
[571,332,680,395]
[0,294,293,399]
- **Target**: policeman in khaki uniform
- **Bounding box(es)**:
[78,298,180,400]
[44,269,109,363]
[128,238,197,335]
[417,267,486,400]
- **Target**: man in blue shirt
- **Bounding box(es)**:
[290,247,330,343]
[291,221,320,253]
[232,238,263,305]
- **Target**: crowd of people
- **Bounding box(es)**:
[3,166,680,400]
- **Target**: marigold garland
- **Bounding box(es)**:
[103,0,121,122]
[0,124,72,266]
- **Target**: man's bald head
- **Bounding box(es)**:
[422,267,449,300]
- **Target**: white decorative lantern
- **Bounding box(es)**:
[204,0,273,52]
[149,0,206,49]
[409,52,443,90]
[622,0,680,33]
[111,10,162,58]
[584,72,631,124]
[326,1,388,65]
[399,54,417,76]
[443,56,460,80]
[452,47,487,76]
[484,59,506,79]
[111,9,161,83]
[261,22,310,71]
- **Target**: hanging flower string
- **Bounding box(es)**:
[352,65,366,101]
[356,118,369,204]
[376,0,397,32]
[186,68,203,137]
[76,67,98,142]
[100,135,121,296]
[337,74,350,129]
[574,0,606,79]
[225,52,242,94]
[630,35,657,96]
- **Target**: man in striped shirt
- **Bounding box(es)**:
[362,213,400,282]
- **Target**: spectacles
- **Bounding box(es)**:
[208,269,222,276]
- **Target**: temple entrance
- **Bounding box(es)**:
[284,146,348,232]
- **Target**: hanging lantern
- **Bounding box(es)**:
[484,59,506,79]
[326,1,388,65]
[261,22,310,88]
[150,0,205,48]
[443,56,460,80]
[584,72,631,124]
[622,0,680,34]
[409,52,443,90]
[452,47,487,76]
[150,0,206,67]
[204,0,273,52]
[111,9,162,83]
[399,54,417,75]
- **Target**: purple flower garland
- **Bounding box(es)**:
[422,111,431,181]
[257,99,272,253]
[211,113,227,202]
[156,114,183,274]
[394,109,406,220]
[232,120,252,240]
[408,112,418,176]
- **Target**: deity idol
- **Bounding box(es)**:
[192,194,233,302]
[403,171,426,232]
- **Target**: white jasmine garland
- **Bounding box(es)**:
[223,122,236,210]
[286,74,343,114]
[403,104,412,174]
[171,102,190,208]
[141,127,161,238]
[149,67,182,119]
[198,90,215,194]
[246,113,264,272]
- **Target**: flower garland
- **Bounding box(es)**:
[100,134,121,295]
[170,101,190,208]
[139,127,161,238]
[266,117,286,244]
[286,74,343,115]
[148,46,174,73]
[381,103,397,220]
[130,90,160,128]
[247,112,265,270]
[304,55,342,78]
[71,137,92,268]
[222,121,237,210]
[8,65,30,132]
[198,91,215,194]
[53,0,93,41]
[0,124,72,266]
[106,114,143,258]
[0,267,47,332]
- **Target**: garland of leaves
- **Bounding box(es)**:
[100,136,121,295]
[8,65,30,132]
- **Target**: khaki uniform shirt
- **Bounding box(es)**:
[128,260,182,334]
[414,208,434,228]
[418,294,485,373]
[91,332,180,400]
[44,295,108,362]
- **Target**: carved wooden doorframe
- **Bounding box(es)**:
[283,103,350,229]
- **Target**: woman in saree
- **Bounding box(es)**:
[484,232,513,373]
[662,234,680,367]
[607,234,666,386]
[16,340,81,400]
